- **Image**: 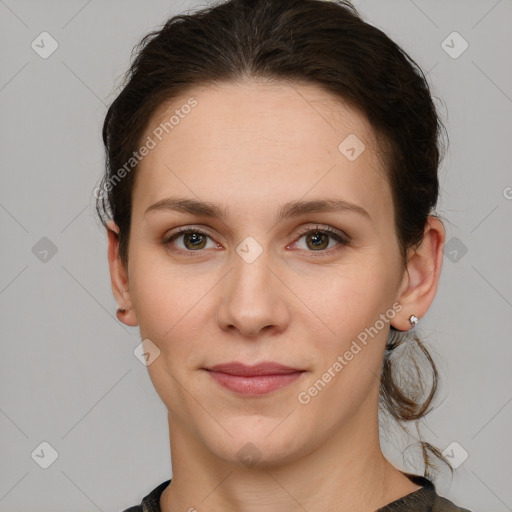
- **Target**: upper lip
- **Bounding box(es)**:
[205,362,304,376]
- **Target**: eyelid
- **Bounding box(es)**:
[163,223,351,253]
[163,225,221,252]
[293,223,351,244]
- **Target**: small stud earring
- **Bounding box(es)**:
[409,314,419,328]
[117,290,127,315]
[116,305,128,322]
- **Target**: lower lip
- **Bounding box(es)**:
[206,370,304,396]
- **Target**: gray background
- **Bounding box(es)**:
[0,0,511,511]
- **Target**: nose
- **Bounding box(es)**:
[216,251,291,338]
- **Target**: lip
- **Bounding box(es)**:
[206,362,303,376]
[204,362,306,396]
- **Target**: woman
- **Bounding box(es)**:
[96,0,472,510]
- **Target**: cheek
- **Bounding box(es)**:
[129,252,215,354]
[294,262,397,340]
[293,263,397,403]
[293,272,391,418]
[129,254,180,340]
[129,258,210,409]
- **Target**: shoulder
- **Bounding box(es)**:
[119,479,171,512]
[433,494,473,512]
[400,472,473,512]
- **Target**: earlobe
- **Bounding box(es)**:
[106,220,138,327]
[391,216,445,332]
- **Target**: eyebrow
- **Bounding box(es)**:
[144,196,370,222]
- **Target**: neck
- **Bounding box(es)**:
[160,391,419,512]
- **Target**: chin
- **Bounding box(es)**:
[200,418,312,469]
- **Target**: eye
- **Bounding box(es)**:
[290,224,350,254]
[164,227,220,252]
[163,224,350,256]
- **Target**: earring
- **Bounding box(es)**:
[117,290,127,315]
[409,314,419,328]
[116,305,128,323]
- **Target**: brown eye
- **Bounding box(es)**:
[182,232,207,250]
[165,229,217,252]
[304,231,330,251]
[292,225,349,254]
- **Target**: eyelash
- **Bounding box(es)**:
[162,224,350,257]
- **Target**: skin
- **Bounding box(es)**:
[107,79,445,512]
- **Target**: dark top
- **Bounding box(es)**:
[121,473,472,512]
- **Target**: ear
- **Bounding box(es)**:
[391,216,445,331]
[106,220,138,327]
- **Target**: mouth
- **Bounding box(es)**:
[203,362,306,396]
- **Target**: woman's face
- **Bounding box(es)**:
[114,80,410,466]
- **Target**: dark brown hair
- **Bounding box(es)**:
[96,0,451,479]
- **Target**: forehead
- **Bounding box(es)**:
[150,79,381,157]
[132,79,392,224]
